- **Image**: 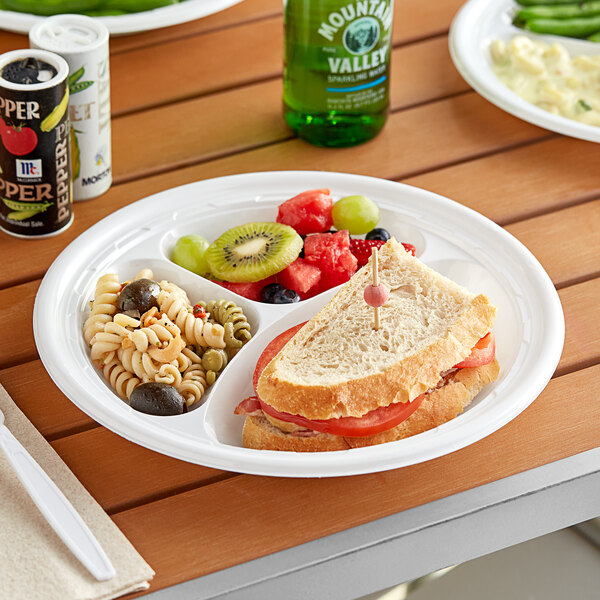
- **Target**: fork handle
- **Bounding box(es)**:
[0,424,115,581]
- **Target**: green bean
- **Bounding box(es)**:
[588,30,600,40]
[516,0,585,6]
[3,0,103,15]
[4,0,178,14]
[100,0,177,11]
[524,15,600,37]
[517,2,600,20]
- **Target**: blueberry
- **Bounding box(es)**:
[273,288,300,304]
[260,283,285,303]
[365,228,391,242]
[299,235,306,258]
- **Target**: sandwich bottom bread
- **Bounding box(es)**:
[238,359,499,451]
[235,238,500,452]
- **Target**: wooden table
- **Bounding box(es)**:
[1,1,600,598]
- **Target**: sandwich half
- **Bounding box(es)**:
[236,238,500,451]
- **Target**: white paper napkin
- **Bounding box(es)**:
[0,384,155,600]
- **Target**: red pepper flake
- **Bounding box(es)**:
[193,304,206,319]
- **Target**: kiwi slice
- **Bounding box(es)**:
[206,222,303,282]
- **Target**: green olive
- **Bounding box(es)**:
[201,348,228,372]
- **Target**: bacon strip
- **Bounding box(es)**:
[234,396,262,416]
[290,429,320,438]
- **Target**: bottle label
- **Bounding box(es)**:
[284,0,393,114]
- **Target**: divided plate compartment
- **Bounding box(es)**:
[33,171,564,477]
[449,0,600,143]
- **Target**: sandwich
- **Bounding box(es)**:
[235,238,499,451]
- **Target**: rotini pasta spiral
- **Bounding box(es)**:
[176,347,203,373]
[90,321,131,362]
[175,365,207,407]
[103,358,141,400]
[134,268,154,281]
[205,299,251,354]
[118,346,163,382]
[158,289,226,349]
[155,363,183,387]
[127,314,180,353]
[83,273,120,344]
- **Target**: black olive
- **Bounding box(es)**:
[117,278,160,315]
[130,383,186,416]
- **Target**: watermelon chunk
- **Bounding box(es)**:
[278,258,321,295]
[215,276,275,301]
[276,189,334,235]
[304,230,358,288]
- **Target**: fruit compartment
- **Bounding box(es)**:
[157,198,428,306]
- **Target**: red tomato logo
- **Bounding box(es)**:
[1,124,38,156]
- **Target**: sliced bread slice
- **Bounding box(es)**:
[257,238,496,420]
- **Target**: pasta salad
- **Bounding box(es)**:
[83,268,252,415]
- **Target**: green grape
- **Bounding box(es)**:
[171,234,211,276]
[331,195,380,235]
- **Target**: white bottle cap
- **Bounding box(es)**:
[29,15,109,55]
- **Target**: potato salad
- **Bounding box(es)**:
[490,35,600,126]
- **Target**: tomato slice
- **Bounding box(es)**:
[259,394,425,437]
[253,322,306,393]
[253,321,425,436]
[454,332,495,368]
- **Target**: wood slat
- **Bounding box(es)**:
[50,428,229,514]
[0,276,597,515]
[0,0,281,55]
[108,0,466,54]
[109,0,465,116]
[0,360,91,439]
[110,16,282,115]
[109,0,281,54]
[558,278,600,376]
[0,0,464,57]
[404,136,600,225]
[109,365,600,592]
[2,280,37,368]
[0,92,546,289]
[110,36,468,183]
[505,200,600,289]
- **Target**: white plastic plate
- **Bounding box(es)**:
[450,0,600,143]
[33,171,564,477]
[0,0,243,35]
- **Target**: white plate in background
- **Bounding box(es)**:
[0,0,243,35]
[33,171,564,477]
[450,0,600,143]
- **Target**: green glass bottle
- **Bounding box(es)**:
[283,0,393,147]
